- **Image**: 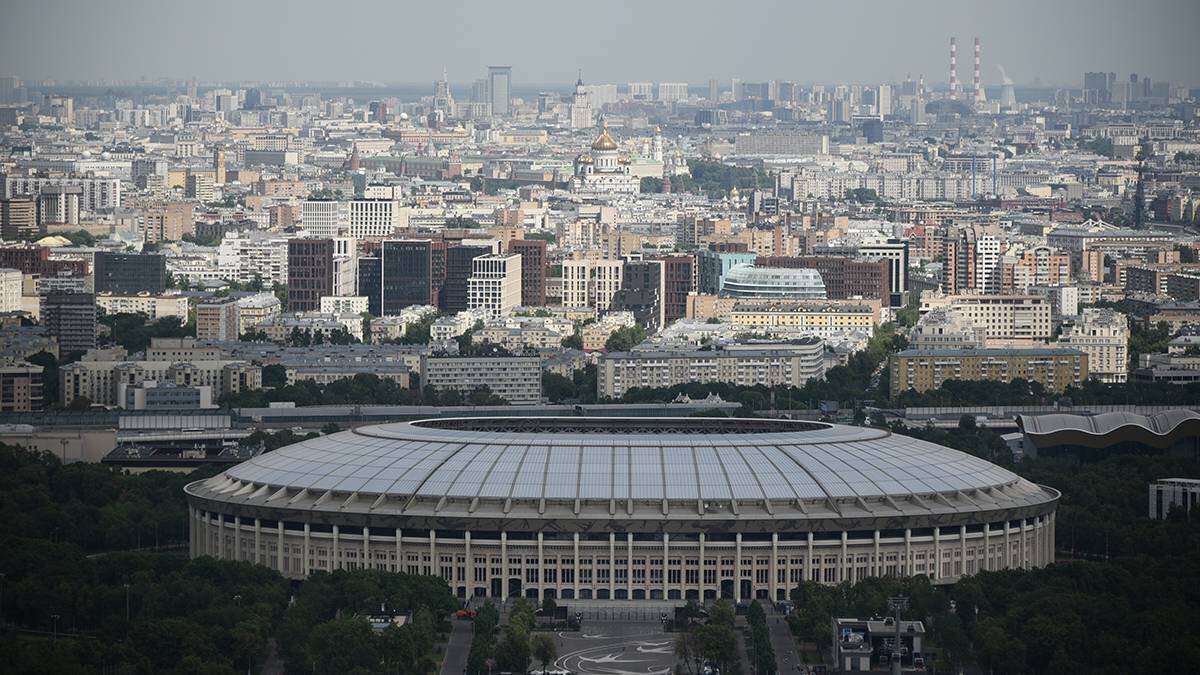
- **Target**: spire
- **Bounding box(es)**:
[576,69,584,87]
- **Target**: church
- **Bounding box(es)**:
[569,124,641,199]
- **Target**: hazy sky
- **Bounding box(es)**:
[2,0,1198,87]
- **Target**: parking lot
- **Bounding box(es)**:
[551,621,675,675]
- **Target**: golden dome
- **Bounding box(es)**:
[591,128,618,151]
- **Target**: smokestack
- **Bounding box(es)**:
[949,37,959,98]
[974,37,986,104]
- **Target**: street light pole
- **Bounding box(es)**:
[51,613,60,643]
[124,583,131,622]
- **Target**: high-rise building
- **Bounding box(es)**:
[41,292,96,354]
[442,244,493,313]
[287,238,336,312]
[348,199,408,239]
[37,186,81,225]
[196,297,241,341]
[561,258,624,310]
[708,78,719,103]
[141,202,195,244]
[627,82,653,100]
[301,200,348,238]
[487,66,512,117]
[508,238,547,307]
[358,239,446,316]
[0,195,39,240]
[467,253,522,319]
[657,82,689,103]
[93,252,166,295]
[213,146,227,185]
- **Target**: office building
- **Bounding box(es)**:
[1151,478,1200,520]
[359,239,447,316]
[561,258,624,310]
[508,238,547,307]
[720,265,827,299]
[349,199,408,239]
[0,195,39,240]
[288,238,336,312]
[301,200,348,238]
[759,256,890,301]
[488,66,512,116]
[442,243,494,313]
[467,253,522,319]
[94,252,166,295]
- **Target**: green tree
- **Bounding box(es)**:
[530,633,557,674]
[605,325,647,352]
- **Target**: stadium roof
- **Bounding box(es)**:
[217,417,1024,504]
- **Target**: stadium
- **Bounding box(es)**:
[185,417,1059,602]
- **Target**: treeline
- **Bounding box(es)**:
[0,444,463,675]
[219,373,509,408]
[746,601,776,675]
[641,160,772,198]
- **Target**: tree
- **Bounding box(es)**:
[542,373,576,403]
[530,633,557,675]
[605,325,646,352]
[495,624,531,673]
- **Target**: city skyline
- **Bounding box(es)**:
[2,0,1198,87]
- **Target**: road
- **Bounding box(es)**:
[552,621,674,675]
[440,618,474,675]
[768,613,806,674]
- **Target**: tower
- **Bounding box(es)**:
[651,126,663,162]
[212,145,226,185]
[570,70,593,129]
[487,65,512,117]
[949,37,959,99]
[973,37,986,104]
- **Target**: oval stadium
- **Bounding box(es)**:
[185,417,1059,602]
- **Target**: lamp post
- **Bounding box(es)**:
[51,613,61,643]
[0,571,6,628]
[124,583,131,622]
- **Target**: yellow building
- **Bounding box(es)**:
[730,301,878,337]
[889,348,1087,398]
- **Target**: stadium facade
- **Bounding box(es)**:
[185,418,1058,602]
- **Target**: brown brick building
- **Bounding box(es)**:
[756,255,891,300]
[508,238,547,306]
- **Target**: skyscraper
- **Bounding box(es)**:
[488,66,512,116]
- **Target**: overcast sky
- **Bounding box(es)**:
[2,0,1198,87]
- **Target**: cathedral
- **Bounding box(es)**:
[569,124,640,199]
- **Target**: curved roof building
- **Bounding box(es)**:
[187,418,1058,602]
[721,264,827,299]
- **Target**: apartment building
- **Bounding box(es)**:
[420,356,541,404]
[96,292,189,321]
[60,352,260,407]
[920,292,1053,341]
[561,257,624,310]
[467,253,522,319]
[598,339,826,399]
[1056,308,1129,383]
[730,302,876,338]
[889,348,1088,398]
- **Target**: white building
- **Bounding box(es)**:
[0,268,22,313]
[217,231,289,286]
[96,292,189,321]
[320,295,368,316]
[561,258,624,310]
[420,356,542,404]
[1151,478,1200,519]
[467,253,522,319]
[301,200,348,238]
[1,174,122,212]
[1057,308,1129,383]
[349,199,409,239]
[569,127,640,199]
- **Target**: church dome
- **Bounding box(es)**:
[591,129,618,151]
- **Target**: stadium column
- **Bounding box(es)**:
[1003,523,1010,570]
[932,528,940,581]
[661,533,669,600]
[234,516,241,561]
[734,533,742,602]
[254,518,261,565]
[1019,521,1026,569]
[626,532,634,600]
[363,526,370,570]
[608,532,616,599]
[769,532,778,600]
[188,506,195,558]
[959,525,967,578]
[983,523,991,571]
[1049,512,1056,563]
[395,528,403,574]
[501,532,508,598]
[303,523,311,576]
[429,530,437,579]
[573,533,581,600]
[217,513,225,559]
[538,532,545,600]
[904,528,912,576]
[332,525,340,571]
[698,532,706,599]
[872,530,880,577]
[276,521,284,572]
[805,532,813,583]
[465,531,472,596]
[840,531,848,583]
